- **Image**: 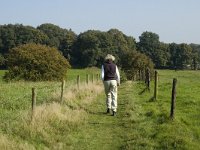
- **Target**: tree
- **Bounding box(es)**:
[168,43,179,69]
[0,24,48,54]
[190,43,200,70]
[0,54,5,66]
[107,29,136,65]
[121,50,154,80]
[4,43,70,81]
[71,29,136,68]
[37,24,77,61]
[71,30,102,67]
[169,43,192,69]
[137,31,170,68]
[178,43,192,69]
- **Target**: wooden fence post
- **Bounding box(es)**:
[170,78,177,119]
[77,75,80,89]
[154,70,158,100]
[145,68,150,91]
[60,79,65,103]
[31,88,36,120]
[86,74,89,85]
[92,74,94,83]
[96,74,99,82]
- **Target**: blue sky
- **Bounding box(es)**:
[0,0,200,44]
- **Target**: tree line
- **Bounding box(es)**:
[0,23,200,71]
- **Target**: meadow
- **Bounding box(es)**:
[0,69,200,149]
[122,70,200,149]
[0,68,102,149]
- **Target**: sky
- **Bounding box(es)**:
[0,0,200,44]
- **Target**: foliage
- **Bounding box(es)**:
[121,70,200,149]
[119,69,127,83]
[0,54,5,66]
[169,43,192,69]
[4,43,70,81]
[189,43,200,70]
[71,29,136,67]
[121,50,154,80]
[0,24,48,54]
[137,31,170,68]
[0,69,102,149]
[37,23,77,59]
[0,23,200,70]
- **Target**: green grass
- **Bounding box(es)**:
[0,68,101,149]
[65,70,200,149]
[0,69,200,149]
[67,67,100,83]
[123,70,200,149]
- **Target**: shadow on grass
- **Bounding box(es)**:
[138,87,150,95]
[157,113,170,124]
[148,97,155,102]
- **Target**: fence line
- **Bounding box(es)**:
[31,88,36,121]
[170,78,177,120]
[0,72,101,118]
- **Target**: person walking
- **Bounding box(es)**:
[101,54,120,116]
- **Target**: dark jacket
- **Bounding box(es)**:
[103,60,117,81]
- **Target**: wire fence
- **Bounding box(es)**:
[0,73,101,121]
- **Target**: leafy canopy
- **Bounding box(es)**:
[4,43,70,81]
[121,50,154,80]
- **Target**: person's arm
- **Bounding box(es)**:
[116,66,120,85]
[101,65,104,81]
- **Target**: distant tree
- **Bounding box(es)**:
[0,24,48,54]
[137,31,169,68]
[0,25,16,54]
[178,44,192,69]
[190,43,200,70]
[107,29,136,65]
[168,43,179,69]
[158,42,170,67]
[71,29,136,68]
[59,30,77,60]
[4,43,70,81]
[37,24,77,55]
[71,30,102,67]
[0,54,5,66]
[169,43,192,69]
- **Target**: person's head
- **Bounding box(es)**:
[105,54,115,62]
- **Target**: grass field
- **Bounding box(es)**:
[121,70,200,149]
[0,69,200,149]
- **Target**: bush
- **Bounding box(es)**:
[121,50,154,80]
[119,69,127,83]
[4,43,70,81]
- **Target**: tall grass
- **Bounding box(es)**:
[0,68,103,149]
[1,69,199,149]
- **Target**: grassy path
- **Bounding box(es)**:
[69,78,200,150]
[1,70,200,149]
[70,82,138,149]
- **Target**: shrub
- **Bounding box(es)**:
[119,69,127,83]
[121,50,154,80]
[4,43,70,81]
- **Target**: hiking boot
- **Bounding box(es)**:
[106,108,111,114]
[112,111,117,116]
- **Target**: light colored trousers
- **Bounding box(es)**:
[103,80,118,112]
